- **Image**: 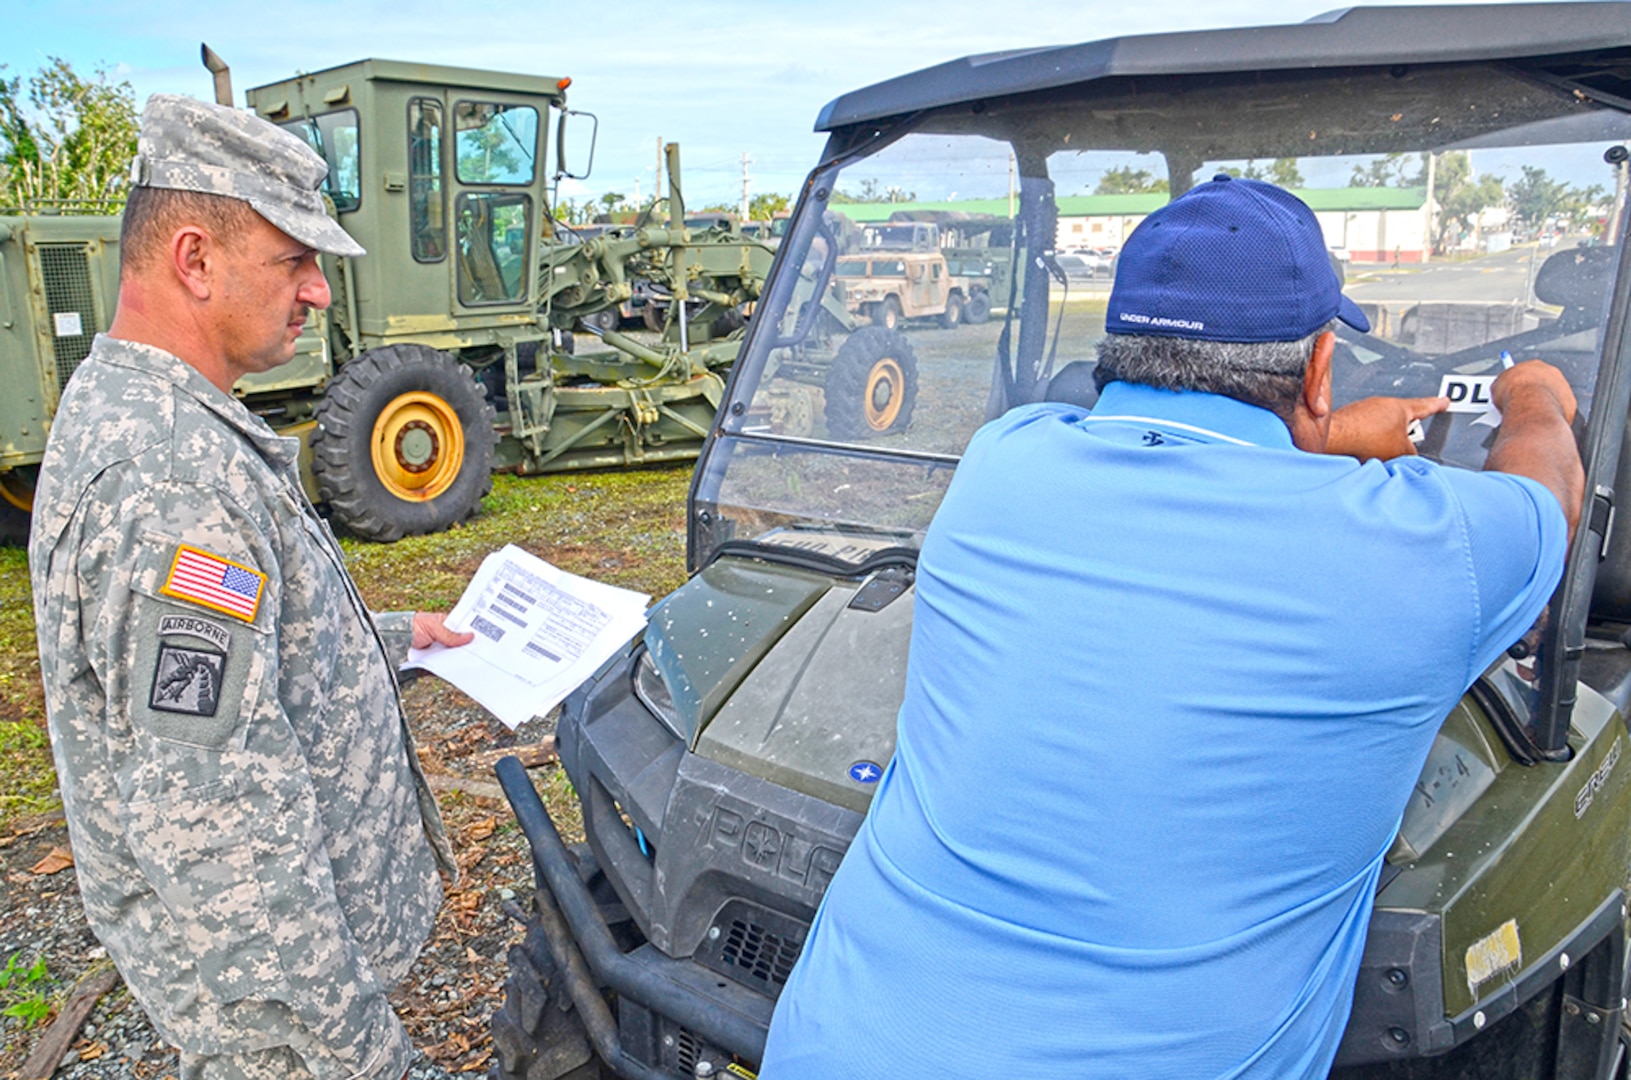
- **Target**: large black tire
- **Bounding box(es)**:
[940,291,964,330]
[642,302,667,333]
[490,909,603,1080]
[871,295,903,332]
[0,499,28,548]
[964,289,992,325]
[0,471,35,548]
[311,344,496,542]
[823,327,919,440]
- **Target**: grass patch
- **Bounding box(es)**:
[339,465,693,612]
[0,546,53,830]
[0,463,695,834]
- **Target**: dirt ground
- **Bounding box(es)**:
[0,465,692,1078]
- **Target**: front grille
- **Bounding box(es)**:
[39,244,96,389]
[676,1027,704,1073]
[694,900,807,996]
[722,917,802,987]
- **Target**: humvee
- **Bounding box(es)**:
[492,5,1631,1078]
[830,221,973,330]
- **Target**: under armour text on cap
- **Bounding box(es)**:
[131,94,366,259]
[1106,174,1368,343]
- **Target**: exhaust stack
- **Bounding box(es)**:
[200,44,232,107]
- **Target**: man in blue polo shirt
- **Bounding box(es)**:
[760,176,1583,1078]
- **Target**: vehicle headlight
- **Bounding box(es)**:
[633,647,685,740]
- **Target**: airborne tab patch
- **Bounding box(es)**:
[161,545,265,623]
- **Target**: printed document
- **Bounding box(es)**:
[404,544,649,729]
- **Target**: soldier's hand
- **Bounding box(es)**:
[1326,395,1450,462]
[412,612,475,649]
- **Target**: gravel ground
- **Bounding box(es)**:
[0,678,573,1079]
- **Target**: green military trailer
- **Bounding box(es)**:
[0,213,122,545]
[0,54,782,544]
[491,4,1631,1078]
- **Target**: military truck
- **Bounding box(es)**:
[0,53,784,543]
[491,5,1631,1079]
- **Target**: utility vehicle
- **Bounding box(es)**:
[495,6,1631,1077]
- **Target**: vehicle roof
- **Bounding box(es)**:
[249,58,567,100]
[815,3,1631,131]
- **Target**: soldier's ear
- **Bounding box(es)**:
[170,225,215,301]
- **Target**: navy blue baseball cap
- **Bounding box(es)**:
[1105,174,1369,343]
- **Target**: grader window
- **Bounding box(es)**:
[455,191,531,305]
[454,102,538,186]
[280,109,360,212]
[408,98,446,262]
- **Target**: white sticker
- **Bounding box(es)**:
[1406,419,1426,444]
[1438,373,1498,413]
[53,311,83,338]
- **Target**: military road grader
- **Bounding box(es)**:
[0,51,929,543]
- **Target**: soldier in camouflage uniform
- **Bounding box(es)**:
[29,94,473,1080]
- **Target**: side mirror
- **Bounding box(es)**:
[555,109,598,181]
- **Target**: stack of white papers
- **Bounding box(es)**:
[404,544,649,729]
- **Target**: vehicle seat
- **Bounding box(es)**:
[1593,412,1631,622]
[1533,245,1616,330]
[1042,361,1101,409]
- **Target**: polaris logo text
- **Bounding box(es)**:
[1118,312,1205,332]
[1575,737,1622,819]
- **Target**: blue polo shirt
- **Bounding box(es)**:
[760,382,1567,1079]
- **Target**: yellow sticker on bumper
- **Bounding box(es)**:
[1466,918,1522,997]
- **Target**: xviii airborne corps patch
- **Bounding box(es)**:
[149,644,226,717]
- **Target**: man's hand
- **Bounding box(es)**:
[412,612,474,650]
[1492,358,1577,424]
[1325,395,1450,462]
[1485,359,1584,536]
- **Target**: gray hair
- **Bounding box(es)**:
[1092,322,1334,419]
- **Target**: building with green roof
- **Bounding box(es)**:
[829,187,1431,263]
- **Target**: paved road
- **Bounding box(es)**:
[1345,240,1577,305]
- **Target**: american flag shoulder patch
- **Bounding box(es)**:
[161,544,266,623]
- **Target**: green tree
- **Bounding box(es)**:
[1268,157,1304,188]
[551,197,590,226]
[596,190,632,219]
[830,178,916,204]
[1508,165,1604,232]
[749,191,790,220]
[1431,152,1505,252]
[1508,165,1571,229]
[0,58,138,208]
[1093,166,1168,195]
[1349,152,1427,189]
[1218,160,1300,185]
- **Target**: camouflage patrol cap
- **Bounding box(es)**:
[131,93,365,258]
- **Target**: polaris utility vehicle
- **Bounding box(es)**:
[494,6,1631,1077]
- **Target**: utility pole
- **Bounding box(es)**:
[1008,151,1017,220]
[1423,152,1437,264]
[656,137,664,218]
[741,152,752,223]
[1609,146,1629,244]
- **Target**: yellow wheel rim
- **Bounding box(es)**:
[370,391,465,502]
[864,358,906,431]
[0,473,34,512]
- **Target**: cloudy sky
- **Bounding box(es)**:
[3,0,1522,209]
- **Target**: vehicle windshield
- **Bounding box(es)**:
[696,60,1631,569]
